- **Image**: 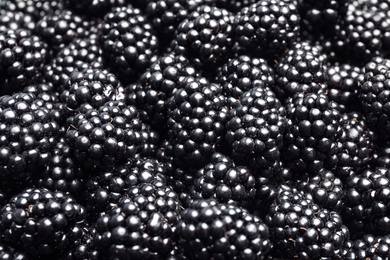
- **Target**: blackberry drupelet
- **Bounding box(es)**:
[0,92,60,182]
[274,42,328,101]
[217,55,275,100]
[234,0,300,56]
[326,63,363,113]
[93,180,182,259]
[65,100,147,170]
[341,234,390,259]
[176,199,271,259]
[99,5,159,82]
[342,167,390,237]
[265,187,349,259]
[36,10,91,52]
[166,76,228,167]
[225,86,287,170]
[0,188,86,257]
[175,5,234,68]
[282,92,343,175]
[0,10,35,33]
[189,152,256,204]
[0,29,49,95]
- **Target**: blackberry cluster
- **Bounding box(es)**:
[99,5,159,81]
[342,234,390,259]
[0,29,49,94]
[0,188,86,257]
[0,10,35,33]
[176,199,271,259]
[225,86,287,169]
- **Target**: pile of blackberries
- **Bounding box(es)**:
[1,0,390,259]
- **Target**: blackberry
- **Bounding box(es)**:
[93,180,182,259]
[36,10,91,52]
[0,10,35,33]
[274,42,328,101]
[84,158,167,220]
[343,167,390,237]
[265,187,349,259]
[326,63,363,113]
[342,234,390,259]
[176,199,271,259]
[0,92,60,182]
[282,92,343,174]
[295,169,344,212]
[175,6,234,68]
[43,37,104,90]
[0,188,86,257]
[99,5,159,82]
[64,0,127,16]
[225,86,287,170]
[0,29,49,95]
[234,0,300,56]
[189,153,256,204]
[65,100,147,170]
[217,55,275,100]
[215,0,257,12]
[62,223,97,260]
[0,242,28,260]
[166,76,228,167]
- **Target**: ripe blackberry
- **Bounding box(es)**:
[99,5,159,82]
[234,0,300,56]
[93,180,182,259]
[343,167,390,237]
[341,234,390,259]
[0,242,28,260]
[175,6,235,68]
[0,10,35,33]
[282,92,343,174]
[217,55,275,100]
[0,188,86,257]
[84,158,167,220]
[126,52,198,128]
[225,86,287,170]
[166,76,228,167]
[0,29,49,95]
[64,0,127,16]
[189,153,256,204]
[0,92,60,182]
[176,199,271,259]
[295,169,344,212]
[215,0,257,12]
[62,223,97,260]
[43,37,104,90]
[274,42,328,101]
[36,10,91,52]
[326,63,363,113]
[65,100,147,170]
[265,187,349,259]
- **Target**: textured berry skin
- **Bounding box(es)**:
[274,42,328,101]
[93,180,182,259]
[234,0,300,56]
[282,92,343,175]
[215,0,257,12]
[343,168,390,238]
[0,188,86,257]
[65,0,127,16]
[341,234,390,259]
[0,10,35,33]
[175,6,234,68]
[176,199,271,259]
[65,100,148,170]
[225,86,287,170]
[99,5,159,82]
[0,92,60,182]
[0,242,29,260]
[0,29,49,95]
[266,187,349,259]
[166,76,228,167]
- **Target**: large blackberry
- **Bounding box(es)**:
[0,188,86,257]
[265,187,349,259]
[0,92,60,182]
[0,29,49,95]
[166,76,228,167]
[176,199,271,259]
[274,42,328,101]
[65,100,141,170]
[343,167,390,237]
[93,180,182,259]
[175,6,234,68]
[225,86,287,170]
[99,5,159,82]
[234,0,300,56]
[282,92,343,174]
[0,10,35,33]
